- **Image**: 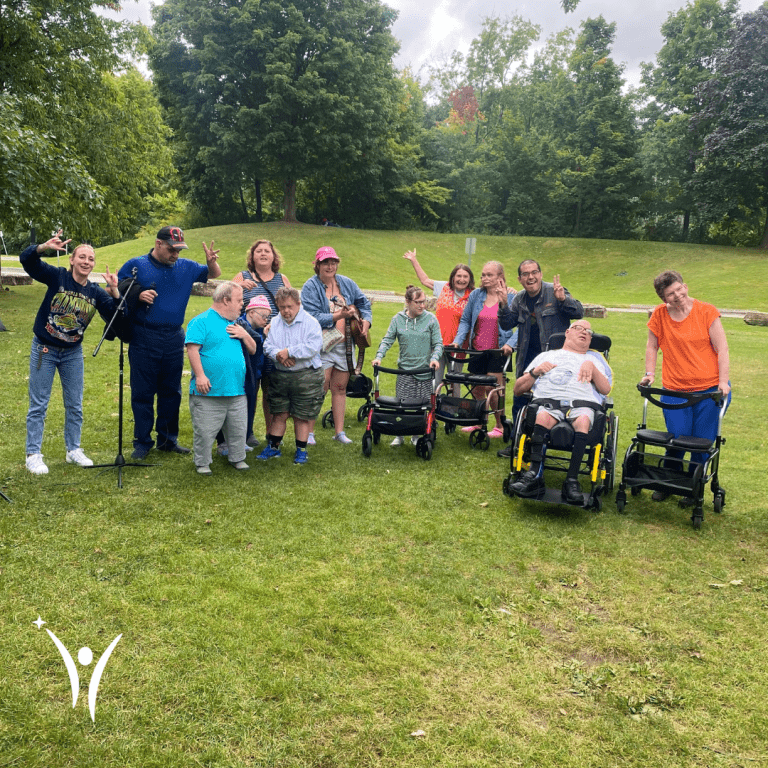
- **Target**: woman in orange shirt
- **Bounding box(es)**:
[639,270,731,502]
[403,249,473,389]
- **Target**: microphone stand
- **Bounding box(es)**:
[88,268,157,488]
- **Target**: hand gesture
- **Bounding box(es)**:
[202,240,220,265]
[494,276,509,305]
[102,265,118,291]
[553,274,565,302]
[40,230,71,253]
[403,249,416,262]
[577,360,597,383]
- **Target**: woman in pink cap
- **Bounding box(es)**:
[301,246,372,445]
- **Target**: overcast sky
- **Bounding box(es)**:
[111,0,765,90]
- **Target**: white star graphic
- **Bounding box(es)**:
[33,616,46,630]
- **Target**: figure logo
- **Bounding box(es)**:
[34,616,122,722]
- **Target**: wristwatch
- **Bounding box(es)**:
[529,369,539,379]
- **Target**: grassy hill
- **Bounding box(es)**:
[94,223,768,311]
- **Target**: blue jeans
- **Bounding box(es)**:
[661,384,731,471]
[26,338,84,454]
[128,325,185,451]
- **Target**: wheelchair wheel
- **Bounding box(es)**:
[714,489,725,514]
[692,513,703,530]
[615,490,627,514]
[357,403,372,422]
[362,432,372,457]
[502,421,511,443]
[322,410,334,429]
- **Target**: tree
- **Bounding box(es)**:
[151,0,401,223]
[692,5,768,247]
[0,0,170,244]
[639,0,737,239]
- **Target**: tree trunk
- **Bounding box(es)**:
[282,179,298,223]
[760,204,768,249]
[254,179,263,223]
[682,210,690,240]
[238,185,249,221]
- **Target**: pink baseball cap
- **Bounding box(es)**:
[314,246,339,264]
[246,296,271,312]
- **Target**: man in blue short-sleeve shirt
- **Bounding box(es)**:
[118,225,221,459]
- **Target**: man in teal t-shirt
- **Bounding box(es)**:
[185,282,256,475]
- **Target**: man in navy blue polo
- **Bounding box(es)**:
[118,226,221,459]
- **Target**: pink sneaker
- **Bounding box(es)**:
[461,425,481,433]
[488,427,504,438]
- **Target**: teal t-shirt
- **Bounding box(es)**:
[185,308,246,396]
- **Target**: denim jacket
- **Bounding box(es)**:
[451,288,518,350]
[300,274,372,329]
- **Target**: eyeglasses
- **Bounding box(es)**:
[571,324,594,336]
[249,310,271,319]
[520,269,541,279]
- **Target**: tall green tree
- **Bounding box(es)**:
[151,0,402,223]
[691,4,768,248]
[639,0,737,240]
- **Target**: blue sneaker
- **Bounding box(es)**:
[293,448,308,465]
[257,445,281,461]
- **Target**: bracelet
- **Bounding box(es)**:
[644,372,654,377]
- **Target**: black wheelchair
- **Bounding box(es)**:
[615,385,727,530]
[502,332,618,511]
[361,365,437,461]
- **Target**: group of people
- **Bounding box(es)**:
[21,226,731,501]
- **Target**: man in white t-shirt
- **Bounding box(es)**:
[508,320,612,503]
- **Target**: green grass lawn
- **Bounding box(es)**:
[1,234,767,767]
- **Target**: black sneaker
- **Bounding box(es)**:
[157,443,191,455]
[561,478,583,505]
[510,470,544,497]
[651,490,670,502]
[131,446,151,460]
[497,445,512,459]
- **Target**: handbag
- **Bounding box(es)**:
[322,326,344,352]
[349,315,371,349]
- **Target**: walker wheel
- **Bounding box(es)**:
[692,513,703,531]
[322,410,334,429]
[422,440,433,461]
[373,431,381,445]
[631,487,642,497]
[362,432,372,457]
[357,403,371,422]
[444,423,456,435]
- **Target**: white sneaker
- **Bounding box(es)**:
[307,432,316,446]
[411,435,419,446]
[26,453,49,475]
[390,436,404,446]
[333,432,353,445]
[66,448,93,467]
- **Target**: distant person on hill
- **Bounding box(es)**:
[21,232,121,475]
[497,259,583,459]
[639,270,731,505]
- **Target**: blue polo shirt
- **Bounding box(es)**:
[118,251,208,329]
[185,308,246,397]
